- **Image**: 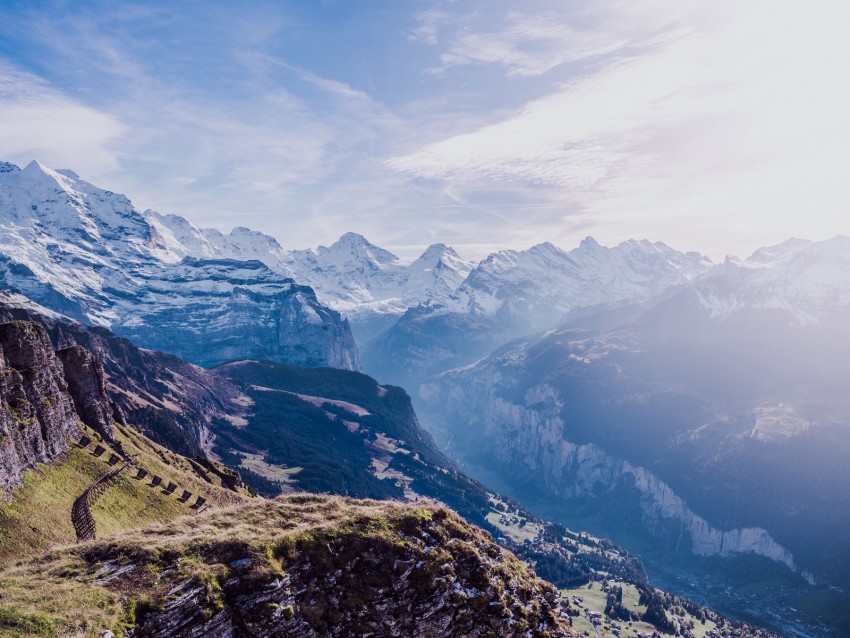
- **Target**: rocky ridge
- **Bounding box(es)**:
[0,289,249,458]
[0,495,574,638]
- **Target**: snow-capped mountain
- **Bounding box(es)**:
[280,233,474,339]
[146,214,475,340]
[682,236,850,325]
[147,203,712,349]
[418,235,850,596]
[451,236,712,326]
[362,237,713,389]
[0,161,359,370]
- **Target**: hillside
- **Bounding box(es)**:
[0,293,785,637]
[0,495,572,638]
[419,243,850,636]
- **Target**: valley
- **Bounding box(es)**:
[0,159,844,636]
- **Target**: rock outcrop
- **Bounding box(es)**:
[51,496,574,637]
[57,344,116,441]
[0,321,81,494]
[0,291,250,457]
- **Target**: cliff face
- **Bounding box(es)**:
[0,321,82,494]
[114,259,361,371]
[56,344,115,441]
[0,292,251,458]
[422,371,799,572]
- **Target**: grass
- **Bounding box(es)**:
[0,494,566,638]
[485,510,543,544]
[0,553,129,637]
[237,452,301,486]
[0,422,251,566]
[561,581,721,638]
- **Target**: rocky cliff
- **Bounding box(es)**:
[0,321,83,495]
[56,344,116,441]
[0,318,134,496]
[117,258,360,370]
[422,368,799,572]
[0,290,250,458]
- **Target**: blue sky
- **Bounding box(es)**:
[1,0,849,260]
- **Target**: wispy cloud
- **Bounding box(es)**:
[392,0,850,257]
[0,3,401,244]
[420,1,689,77]
[408,8,452,46]
[0,64,124,176]
[255,54,376,103]
[1,0,848,261]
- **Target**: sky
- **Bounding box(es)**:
[1,0,849,261]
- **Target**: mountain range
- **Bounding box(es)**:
[0,161,358,370]
[1,159,846,636]
[419,235,850,636]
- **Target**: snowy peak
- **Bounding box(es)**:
[20,159,67,186]
[144,209,218,262]
[578,235,600,250]
[453,236,713,326]
[0,159,152,262]
[277,234,475,324]
[413,242,454,264]
[744,238,813,267]
[410,243,473,276]
[317,232,399,268]
[0,160,360,370]
[691,236,850,324]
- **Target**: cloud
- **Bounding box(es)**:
[0,64,125,176]
[426,1,690,77]
[438,14,628,76]
[391,0,850,257]
[409,8,452,46]
[252,54,377,104]
[2,0,848,261]
[0,4,405,247]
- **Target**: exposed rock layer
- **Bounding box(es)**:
[98,496,573,637]
[0,321,81,494]
[0,292,249,457]
[57,344,115,441]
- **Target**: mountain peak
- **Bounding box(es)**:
[324,232,398,265]
[579,236,600,250]
[0,161,20,174]
[416,242,458,261]
[14,160,83,200]
[21,159,55,177]
[331,232,382,251]
[746,238,812,266]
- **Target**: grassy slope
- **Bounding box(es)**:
[0,494,566,638]
[0,422,250,564]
